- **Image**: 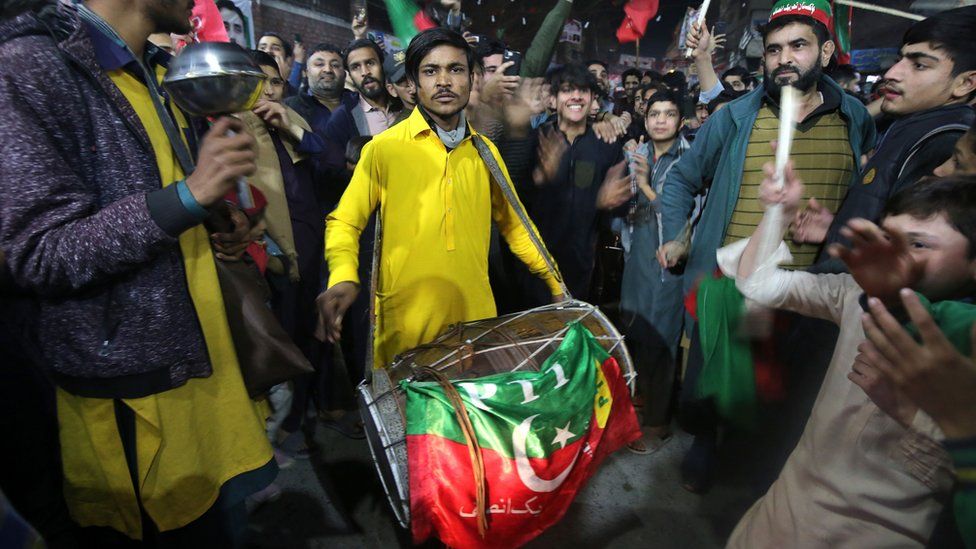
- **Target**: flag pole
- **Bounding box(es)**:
[833,0,924,21]
[636,35,640,70]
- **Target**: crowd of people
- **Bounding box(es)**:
[1,0,976,546]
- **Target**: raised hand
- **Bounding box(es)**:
[532,127,568,185]
[596,160,635,210]
[793,197,834,244]
[185,117,257,207]
[848,340,917,428]
[862,290,976,438]
[828,219,922,302]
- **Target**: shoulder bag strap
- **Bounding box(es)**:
[471,134,569,298]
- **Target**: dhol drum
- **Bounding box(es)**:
[357,300,635,528]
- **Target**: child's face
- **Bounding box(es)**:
[883,212,976,301]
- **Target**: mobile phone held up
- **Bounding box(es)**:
[294,33,302,44]
[503,49,522,77]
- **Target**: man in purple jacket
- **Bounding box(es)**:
[0,0,276,543]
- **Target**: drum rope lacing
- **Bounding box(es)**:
[415,367,489,538]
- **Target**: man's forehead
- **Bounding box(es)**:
[348,47,379,62]
[310,51,341,63]
[901,42,948,62]
[587,64,606,73]
[647,101,678,112]
[421,45,469,66]
[765,22,818,46]
[883,212,949,234]
[260,36,282,47]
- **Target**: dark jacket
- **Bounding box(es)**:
[660,76,877,294]
[0,3,213,397]
[820,103,975,260]
[322,91,372,172]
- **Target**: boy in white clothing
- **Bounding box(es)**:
[721,162,976,547]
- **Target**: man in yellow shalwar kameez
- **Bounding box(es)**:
[318,28,564,369]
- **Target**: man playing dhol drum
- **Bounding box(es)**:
[316,28,564,369]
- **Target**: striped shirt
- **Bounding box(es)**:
[723,103,854,269]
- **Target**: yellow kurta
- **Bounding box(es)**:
[326,108,562,369]
[56,66,273,539]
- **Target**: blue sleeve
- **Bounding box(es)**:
[699,82,724,104]
[660,111,725,242]
[288,61,304,91]
[297,129,325,156]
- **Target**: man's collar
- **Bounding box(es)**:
[79,12,169,73]
[409,105,473,140]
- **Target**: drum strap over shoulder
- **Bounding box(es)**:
[470,134,570,298]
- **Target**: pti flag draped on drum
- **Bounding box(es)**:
[403,322,641,548]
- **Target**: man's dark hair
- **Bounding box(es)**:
[309,42,342,59]
[662,70,687,96]
[404,27,476,84]
[474,37,506,62]
[830,63,859,84]
[883,175,976,257]
[759,14,831,47]
[249,50,280,75]
[1,0,51,19]
[902,6,976,76]
[548,63,599,96]
[216,0,244,22]
[343,38,385,71]
[707,88,747,114]
[259,32,293,58]
[644,89,684,119]
[621,68,641,82]
[722,65,751,83]
[643,70,663,82]
[584,59,609,71]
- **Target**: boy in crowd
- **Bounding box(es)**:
[719,161,976,545]
[618,89,690,453]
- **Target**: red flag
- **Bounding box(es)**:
[616,0,659,44]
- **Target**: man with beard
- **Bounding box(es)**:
[322,38,399,173]
[815,7,976,265]
[0,0,274,544]
[659,0,875,280]
[657,0,875,494]
[285,43,351,136]
[316,28,564,370]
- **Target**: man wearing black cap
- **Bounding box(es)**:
[384,48,416,119]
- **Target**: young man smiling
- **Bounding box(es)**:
[316,28,563,370]
[513,63,634,303]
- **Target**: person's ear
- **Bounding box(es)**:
[951,70,976,102]
[821,40,836,67]
[386,82,399,99]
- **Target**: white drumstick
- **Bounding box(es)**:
[757,85,798,266]
[685,0,712,58]
[773,85,798,191]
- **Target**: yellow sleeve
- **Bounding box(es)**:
[485,140,564,296]
[325,140,381,288]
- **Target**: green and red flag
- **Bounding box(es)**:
[404,322,641,548]
[382,0,436,45]
[831,1,853,64]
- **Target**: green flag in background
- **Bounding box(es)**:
[832,1,853,64]
[404,322,641,548]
